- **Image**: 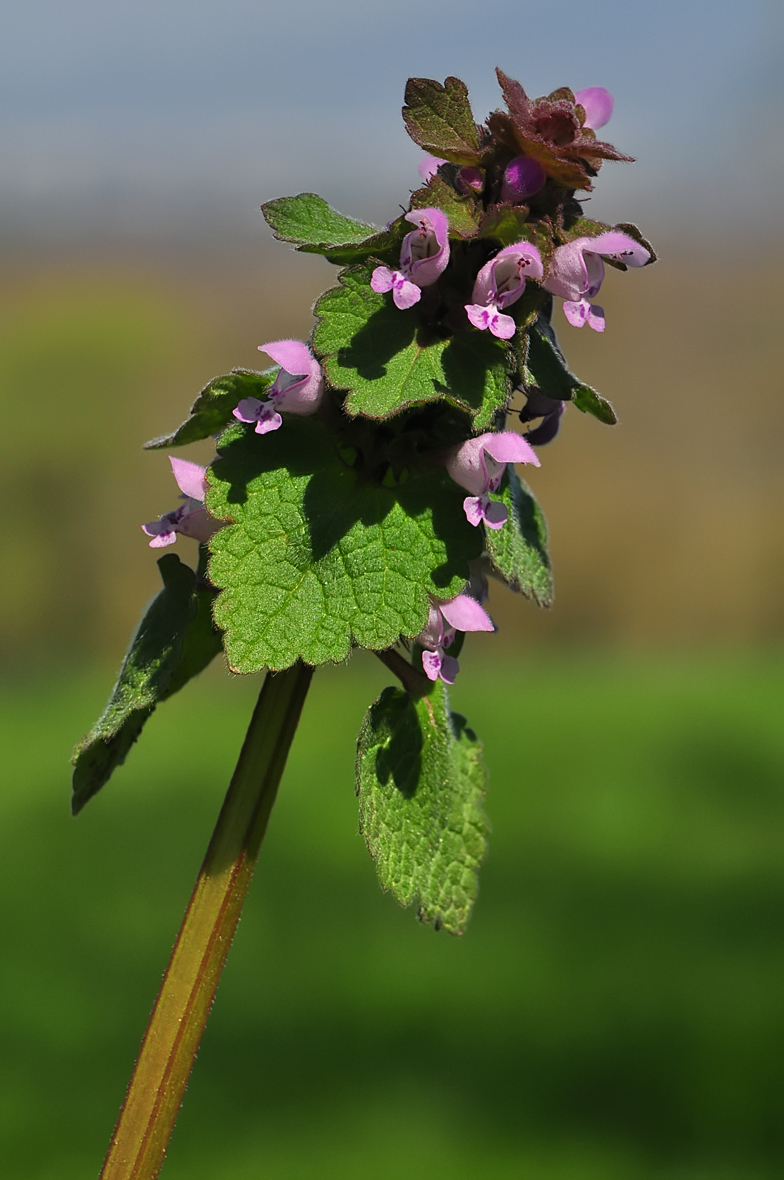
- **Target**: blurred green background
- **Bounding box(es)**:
[3,2,784,1175]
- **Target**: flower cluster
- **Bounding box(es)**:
[139,69,654,691]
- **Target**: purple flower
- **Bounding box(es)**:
[370,208,450,310]
[417,592,495,684]
[417,154,446,183]
[543,231,651,332]
[233,340,324,434]
[500,155,547,203]
[446,431,540,529]
[465,241,544,339]
[574,87,614,131]
[142,457,220,549]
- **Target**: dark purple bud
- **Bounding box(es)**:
[456,166,484,195]
[521,399,565,446]
[501,156,546,203]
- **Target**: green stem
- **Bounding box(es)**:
[99,662,314,1180]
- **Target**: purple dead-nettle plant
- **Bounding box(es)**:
[72,68,655,1180]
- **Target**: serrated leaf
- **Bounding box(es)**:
[313,264,511,428]
[145,370,274,450]
[478,204,531,247]
[206,419,482,674]
[410,175,481,239]
[261,193,402,265]
[485,467,553,606]
[403,76,482,165]
[526,317,616,424]
[356,681,488,934]
[71,553,223,813]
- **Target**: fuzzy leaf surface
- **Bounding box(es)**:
[71,553,223,813]
[206,420,482,674]
[145,370,274,450]
[313,265,510,428]
[527,317,617,424]
[261,193,402,264]
[410,175,481,238]
[485,467,553,606]
[356,681,488,934]
[403,76,482,165]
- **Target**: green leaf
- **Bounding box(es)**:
[206,419,482,674]
[526,317,617,424]
[478,209,555,263]
[485,467,553,606]
[356,681,488,935]
[261,193,403,265]
[145,370,275,450]
[71,553,223,814]
[572,384,618,424]
[410,175,481,239]
[478,204,532,247]
[313,264,511,428]
[403,76,483,165]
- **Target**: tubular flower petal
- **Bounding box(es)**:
[446,431,540,529]
[417,154,446,183]
[371,208,450,310]
[465,241,543,339]
[142,458,220,548]
[544,231,650,330]
[574,87,614,130]
[416,593,495,684]
[233,340,324,433]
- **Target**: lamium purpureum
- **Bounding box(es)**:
[72,69,655,1180]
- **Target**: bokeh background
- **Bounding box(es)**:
[2,1,784,1177]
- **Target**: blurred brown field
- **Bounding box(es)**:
[2,235,782,671]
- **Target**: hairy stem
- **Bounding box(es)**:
[100,662,314,1180]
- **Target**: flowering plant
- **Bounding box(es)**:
[72,69,653,1180]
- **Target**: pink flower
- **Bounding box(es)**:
[233,340,324,434]
[574,87,614,131]
[370,208,450,310]
[416,593,495,684]
[465,241,544,339]
[142,457,220,549]
[417,154,446,183]
[500,155,546,203]
[543,230,651,332]
[446,431,540,529]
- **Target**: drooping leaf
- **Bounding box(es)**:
[261,193,403,265]
[403,76,483,165]
[572,384,618,424]
[206,419,482,675]
[313,264,511,428]
[145,370,275,450]
[485,467,553,606]
[71,553,223,813]
[356,681,488,934]
[526,316,617,424]
[410,175,481,239]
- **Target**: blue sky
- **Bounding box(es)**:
[1,0,781,242]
